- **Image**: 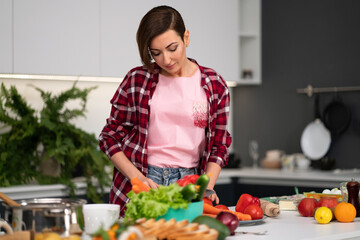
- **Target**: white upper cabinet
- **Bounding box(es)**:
[0,0,13,73]
[100,0,239,81]
[99,1,152,77]
[3,0,261,84]
[175,0,239,81]
[13,0,100,76]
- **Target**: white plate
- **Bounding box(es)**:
[239,216,267,226]
[300,119,331,160]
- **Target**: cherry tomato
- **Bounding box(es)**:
[203,198,213,206]
[214,204,229,210]
[244,204,264,220]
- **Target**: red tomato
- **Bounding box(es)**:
[203,198,213,206]
[297,198,318,217]
[252,197,260,206]
[214,205,229,210]
[318,197,338,209]
[244,204,264,220]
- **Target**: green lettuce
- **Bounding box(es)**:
[124,183,189,222]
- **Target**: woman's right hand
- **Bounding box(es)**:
[110,152,159,189]
[138,175,159,189]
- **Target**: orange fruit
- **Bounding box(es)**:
[334,202,356,223]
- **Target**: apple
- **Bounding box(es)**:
[318,197,339,209]
[298,198,318,217]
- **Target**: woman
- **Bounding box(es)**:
[99,5,231,215]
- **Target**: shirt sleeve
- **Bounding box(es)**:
[208,77,232,167]
[98,73,135,159]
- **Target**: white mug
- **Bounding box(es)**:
[0,219,13,235]
[11,208,26,231]
[82,204,120,235]
[292,153,311,170]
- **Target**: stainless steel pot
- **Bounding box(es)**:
[2,198,86,238]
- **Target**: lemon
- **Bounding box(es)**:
[315,207,333,224]
[34,233,44,240]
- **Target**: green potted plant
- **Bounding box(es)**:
[0,82,111,202]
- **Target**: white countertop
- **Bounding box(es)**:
[219,167,360,188]
[78,209,360,240]
[81,211,360,240]
[227,210,360,240]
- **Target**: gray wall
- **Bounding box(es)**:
[232,0,360,169]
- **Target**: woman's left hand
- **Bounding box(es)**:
[206,188,219,204]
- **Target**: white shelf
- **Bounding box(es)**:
[238,0,261,85]
[220,167,355,188]
[236,78,261,85]
[239,32,259,38]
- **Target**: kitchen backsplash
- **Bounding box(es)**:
[232,0,360,170]
[1,78,120,137]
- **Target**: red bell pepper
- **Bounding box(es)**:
[176,174,199,187]
[235,193,261,213]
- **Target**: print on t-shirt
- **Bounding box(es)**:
[193,101,208,128]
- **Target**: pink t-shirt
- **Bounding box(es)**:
[147,68,208,168]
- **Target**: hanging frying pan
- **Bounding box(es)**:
[322,94,351,139]
[301,94,331,160]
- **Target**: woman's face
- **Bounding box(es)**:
[149,29,189,77]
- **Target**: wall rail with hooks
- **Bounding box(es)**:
[297,85,360,97]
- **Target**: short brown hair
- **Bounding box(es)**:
[136,5,186,72]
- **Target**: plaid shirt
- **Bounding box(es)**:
[99,59,231,215]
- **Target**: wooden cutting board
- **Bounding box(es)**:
[0,231,31,240]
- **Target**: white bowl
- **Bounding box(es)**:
[83,204,120,235]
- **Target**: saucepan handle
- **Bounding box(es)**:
[42,208,69,217]
[0,219,14,235]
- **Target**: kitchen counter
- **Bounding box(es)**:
[228,209,360,240]
[1,167,358,201]
[0,180,90,201]
[219,167,359,188]
[80,210,360,240]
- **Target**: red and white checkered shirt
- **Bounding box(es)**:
[99,59,232,215]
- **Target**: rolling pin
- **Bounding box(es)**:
[260,199,280,217]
